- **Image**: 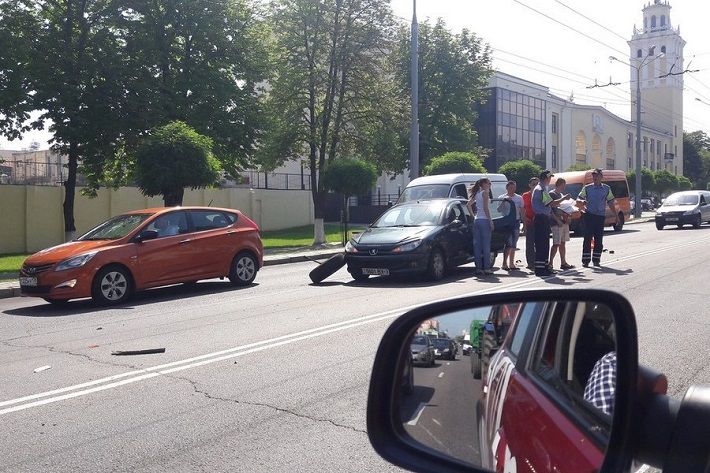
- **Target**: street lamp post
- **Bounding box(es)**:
[610,51,664,219]
[409,0,419,181]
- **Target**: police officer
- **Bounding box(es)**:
[531,170,567,277]
[577,169,617,267]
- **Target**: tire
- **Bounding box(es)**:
[43,298,69,306]
[349,270,370,282]
[613,213,624,232]
[656,222,664,231]
[426,248,447,281]
[229,252,259,286]
[402,360,414,396]
[677,224,684,229]
[693,215,702,229]
[92,265,132,305]
[471,352,482,379]
[309,254,346,283]
[481,332,496,382]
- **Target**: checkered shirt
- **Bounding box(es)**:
[583,351,616,415]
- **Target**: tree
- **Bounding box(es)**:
[566,163,593,171]
[497,160,542,188]
[134,121,221,206]
[423,152,486,176]
[683,131,710,188]
[321,158,378,198]
[260,0,404,244]
[394,18,493,171]
[677,176,692,191]
[653,170,679,198]
[626,168,655,197]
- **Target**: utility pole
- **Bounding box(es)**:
[409,0,419,181]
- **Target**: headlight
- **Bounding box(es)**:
[55,252,97,271]
[393,240,422,253]
[345,241,358,253]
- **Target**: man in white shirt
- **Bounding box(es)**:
[498,181,525,270]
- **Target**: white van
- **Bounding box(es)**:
[397,173,509,204]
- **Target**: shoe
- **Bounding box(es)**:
[582,262,589,268]
[535,270,554,277]
[501,265,510,271]
[483,269,494,275]
[593,261,601,267]
[560,263,575,270]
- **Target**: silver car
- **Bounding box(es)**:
[655,191,710,230]
[410,335,435,367]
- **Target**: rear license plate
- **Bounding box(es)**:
[666,217,678,222]
[19,277,38,287]
[362,268,390,276]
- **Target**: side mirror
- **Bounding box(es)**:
[367,289,639,473]
[135,230,158,243]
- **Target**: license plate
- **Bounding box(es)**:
[362,268,390,276]
[19,277,38,287]
[666,218,678,222]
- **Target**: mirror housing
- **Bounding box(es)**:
[135,230,158,243]
[367,289,639,473]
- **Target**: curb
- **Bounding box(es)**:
[0,287,21,299]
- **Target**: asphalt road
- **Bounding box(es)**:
[1,221,709,472]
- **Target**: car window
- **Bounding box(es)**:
[607,180,629,199]
[144,211,189,238]
[189,210,232,231]
[373,202,446,227]
[450,183,469,199]
[508,302,539,357]
[399,184,451,202]
[78,213,152,241]
[491,199,512,219]
[447,203,465,223]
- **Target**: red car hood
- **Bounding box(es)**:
[24,240,115,266]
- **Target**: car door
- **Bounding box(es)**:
[134,210,194,286]
[490,198,516,253]
[442,202,471,264]
[701,193,710,221]
[186,209,236,277]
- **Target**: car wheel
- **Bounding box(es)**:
[613,213,624,232]
[43,298,69,306]
[309,254,346,284]
[427,248,447,281]
[693,215,702,229]
[677,224,684,229]
[229,252,258,286]
[349,270,370,282]
[656,222,664,230]
[92,265,132,305]
[471,352,482,379]
[402,360,414,396]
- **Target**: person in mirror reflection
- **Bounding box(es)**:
[467,178,494,276]
[583,351,617,415]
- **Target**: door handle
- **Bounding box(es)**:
[227,230,237,235]
[179,239,192,245]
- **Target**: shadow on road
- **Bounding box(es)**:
[399,386,436,422]
[2,281,257,317]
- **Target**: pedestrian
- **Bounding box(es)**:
[577,169,617,267]
[548,178,575,270]
[532,170,566,277]
[498,181,524,270]
[467,178,494,276]
[522,177,539,271]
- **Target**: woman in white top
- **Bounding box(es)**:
[467,178,494,276]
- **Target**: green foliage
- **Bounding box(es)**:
[497,160,542,188]
[677,176,693,191]
[626,168,655,196]
[134,121,221,206]
[423,152,486,176]
[321,158,378,197]
[566,163,594,171]
[653,170,679,197]
[394,19,493,171]
[683,131,710,189]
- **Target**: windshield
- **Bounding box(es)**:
[433,339,450,348]
[373,201,446,227]
[399,184,450,203]
[77,214,153,241]
[411,336,428,345]
[663,193,699,206]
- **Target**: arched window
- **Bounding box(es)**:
[649,46,656,56]
[651,15,656,28]
[591,134,602,168]
[637,49,643,58]
[661,46,666,54]
[661,15,666,27]
[575,131,587,164]
[606,138,616,169]
[644,17,647,29]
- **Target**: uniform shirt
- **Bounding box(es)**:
[531,184,552,216]
[499,193,524,221]
[579,183,615,217]
[583,351,616,416]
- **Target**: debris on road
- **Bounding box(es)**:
[88,344,99,349]
[96,327,103,331]
[309,253,345,283]
[111,348,166,356]
[33,365,52,373]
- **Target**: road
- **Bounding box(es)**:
[1,221,709,472]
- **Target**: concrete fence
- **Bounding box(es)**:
[0,185,314,254]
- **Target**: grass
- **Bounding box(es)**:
[0,254,29,275]
[262,223,365,249]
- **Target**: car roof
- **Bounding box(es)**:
[123,206,241,216]
[406,173,508,186]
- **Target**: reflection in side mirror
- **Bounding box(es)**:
[389,298,623,472]
[135,230,159,242]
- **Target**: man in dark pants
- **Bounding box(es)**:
[531,171,566,277]
[522,177,539,271]
[577,169,617,267]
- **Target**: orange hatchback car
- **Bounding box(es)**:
[19,207,264,305]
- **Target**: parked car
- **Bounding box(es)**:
[367,289,710,473]
[654,190,710,230]
[432,338,456,360]
[397,173,509,204]
[19,207,263,305]
[410,335,435,367]
[344,198,516,281]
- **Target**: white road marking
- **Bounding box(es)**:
[407,402,427,426]
[3,234,706,416]
[446,362,451,366]
[431,418,441,426]
[438,372,445,378]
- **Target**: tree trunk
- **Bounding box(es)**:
[164,188,185,207]
[63,141,79,242]
[312,190,327,245]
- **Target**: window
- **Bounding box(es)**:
[628,132,633,148]
[675,125,677,137]
[145,211,189,238]
[509,302,540,357]
[661,45,666,54]
[552,113,558,134]
[552,145,558,169]
[608,180,629,199]
[661,15,666,27]
[189,210,232,232]
[651,15,656,28]
[649,46,655,56]
[637,49,642,58]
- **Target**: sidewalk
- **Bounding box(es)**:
[0,244,346,300]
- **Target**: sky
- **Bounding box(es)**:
[3,0,709,151]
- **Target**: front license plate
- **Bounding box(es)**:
[666,218,678,222]
[362,268,390,276]
[19,277,38,287]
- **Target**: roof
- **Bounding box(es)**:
[408,173,508,186]
[123,206,241,215]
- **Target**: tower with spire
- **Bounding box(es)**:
[628,0,685,172]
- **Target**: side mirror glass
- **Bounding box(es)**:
[135,230,159,242]
[368,290,638,473]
